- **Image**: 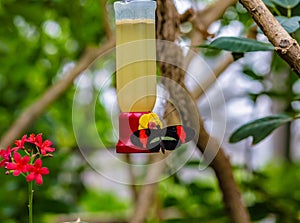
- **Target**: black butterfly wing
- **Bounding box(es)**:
[164,126,195,142]
[130,129,161,152]
[181,126,195,142]
[161,125,195,151]
[160,138,182,151]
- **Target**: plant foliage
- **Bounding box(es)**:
[229,114,294,145]
[271,0,300,8]
[276,16,300,33]
[199,37,274,53]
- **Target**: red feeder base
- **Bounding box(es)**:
[116,112,156,153]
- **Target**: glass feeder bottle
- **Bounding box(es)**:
[114,0,157,153]
[115,0,156,112]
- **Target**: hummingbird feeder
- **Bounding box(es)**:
[114,0,158,153]
[114,0,195,153]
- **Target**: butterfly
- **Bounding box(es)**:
[130,125,195,154]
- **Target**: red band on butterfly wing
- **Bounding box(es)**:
[139,130,148,148]
[176,126,186,143]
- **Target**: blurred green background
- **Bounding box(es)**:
[1,0,300,222]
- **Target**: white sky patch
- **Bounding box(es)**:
[292,101,300,111]
[244,51,272,75]
[93,69,112,90]
[55,62,75,80]
[99,88,117,114]
[74,71,93,88]
[43,20,62,38]
[291,120,300,160]
[217,21,244,37]
[293,79,300,94]
[254,95,273,118]
[208,21,221,35]
[76,89,93,105]
[173,0,192,14]
[235,71,264,93]
[227,98,254,117]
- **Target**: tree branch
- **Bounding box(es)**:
[197,119,250,223]
[100,0,114,40]
[0,38,115,148]
[239,0,300,77]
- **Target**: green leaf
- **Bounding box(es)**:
[271,0,300,8]
[229,114,294,145]
[263,0,276,7]
[276,16,300,33]
[199,37,274,53]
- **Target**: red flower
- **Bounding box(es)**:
[6,152,30,176]
[26,159,49,185]
[26,134,37,143]
[35,134,55,156]
[0,146,11,167]
[12,135,27,151]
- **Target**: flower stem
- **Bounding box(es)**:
[28,182,33,223]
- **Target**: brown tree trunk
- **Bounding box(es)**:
[239,0,300,77]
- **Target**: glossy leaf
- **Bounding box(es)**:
[229,114,293,145]
[263,0,276,7]
[276,16,300,33]
[200,37,274,53]
[271,0,300,8]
